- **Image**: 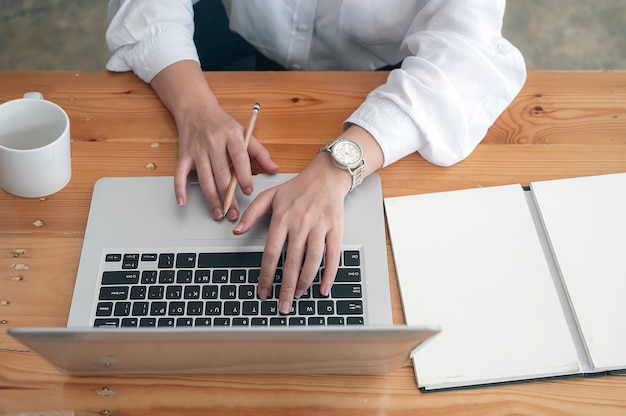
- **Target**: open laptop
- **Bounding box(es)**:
[9,173,439,375]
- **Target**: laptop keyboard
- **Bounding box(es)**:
[92,248,365,328]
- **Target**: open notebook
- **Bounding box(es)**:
[384,172,626,391]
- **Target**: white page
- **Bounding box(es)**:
[385,184,580,390]
[531,172,626,372]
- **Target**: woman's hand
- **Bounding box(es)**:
[233,152,352,315]
[150,60,278,219]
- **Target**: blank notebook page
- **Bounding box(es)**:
[531,172,626,372]
[384,184,579,390]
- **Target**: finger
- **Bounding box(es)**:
[295,230,326,299]
[249,137,279,175]
[320,225,343,297]
[232,187,274,235]
[278,233,308,315]
[194,156,223,220]
[174,157,194,207]
[229,135,254,196]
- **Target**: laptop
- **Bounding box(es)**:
[9,173,439,375]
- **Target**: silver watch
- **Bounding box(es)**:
[319,138,366,192]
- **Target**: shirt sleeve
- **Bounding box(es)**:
[345,0,527,167]
[105,0,200,83]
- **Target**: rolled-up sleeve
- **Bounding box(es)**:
[106,0,200,83]
[346,0,526,167]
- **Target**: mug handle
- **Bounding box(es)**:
[23,92,43,100]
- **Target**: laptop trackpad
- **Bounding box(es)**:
[184,175,290,241]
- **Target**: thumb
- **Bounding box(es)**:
[232,188,275,235]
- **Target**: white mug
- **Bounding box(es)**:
[0,92,72,198]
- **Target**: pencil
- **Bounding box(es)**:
[222,102,261,217]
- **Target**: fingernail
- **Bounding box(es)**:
[294,289,305,299]
[233,221,244,233]
[258,287,269,299]
[279,301,291,315]
[227,207,238,220]
[243,186,253,195]
[213,207,223,219]
[320,284,331,297]
[177,197,184,207]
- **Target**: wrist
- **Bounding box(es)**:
[319,138,366,192]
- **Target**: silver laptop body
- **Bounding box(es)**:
[9,173,439,374]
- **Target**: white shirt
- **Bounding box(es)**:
[106,0,526,167]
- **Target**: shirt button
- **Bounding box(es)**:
[291,64,301,70]
[496,40,512,54]
[296,24,308,32]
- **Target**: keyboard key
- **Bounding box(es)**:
[169,302,186,315]
[176,253,196,268]
[147,285,164,299]
[318,300,335,315]
[328,317,345,325]
[343,250,361,266]
[335,268,362,282]
[159,270,175,284]
[105,253,122,262]
[141,270,157,284]
[212,270,229,284]
[337,300,363,315]
[230,269,247,283]
[298,301,316,315]
[251,317,268,326]
[224,301,240,315]
[289,317,306,326]
[102,271,140,285]
[99,286,129,300]
[187,301,204,315]
[194,270,211,283]
[158,318,175,327]
[94,318,119,327]
[202,285,219,299]
[205,301,222,315]
[198,252,263,268]
[176,317,193,327]
[166,286,183,299]
[176,270,193,283]
[150,302,167,316]
[141,253,157,262]
[132,302,149,316]
[184,285,201,299]
[330,284,362,298]
[130,285,146,299]
[158,253,174,268]
[122,254,139,269]
[233,317,249,326]
[270,317,287,326]
[114,302,131,316]
[121,318,138,327]
[308,317,325,326]
[195,318,211,327]
[96,302,113,316]
[139,318,156,327]
[242,301,259,315]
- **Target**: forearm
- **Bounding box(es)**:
[149,60,220,122]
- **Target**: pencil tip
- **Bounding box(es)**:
[253,103,260,112]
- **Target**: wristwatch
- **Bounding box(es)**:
[319,138,366,192]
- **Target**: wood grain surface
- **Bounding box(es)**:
[1,70,625,415]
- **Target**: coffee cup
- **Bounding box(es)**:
[0,92,72,198]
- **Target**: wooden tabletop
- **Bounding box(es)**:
[1,70,625,415]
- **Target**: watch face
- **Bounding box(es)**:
[331,140,362,168]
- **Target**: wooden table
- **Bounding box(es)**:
[1,70,625,415]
